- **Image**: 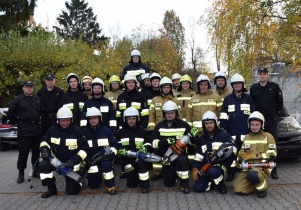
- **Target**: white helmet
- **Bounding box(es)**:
[91,77,104,88]
[230,73,245,84]
[66,73,80,86]
[248,111,265,128]
[141,73,150,81]
[197,74,211,88]
[150,72,161,81]
[214,71,227,84]
[81,76,92,84]
[162,100,178,112]
[131,49,141,57]
[124,73,138,83]
[202,110,218,124]
[57,107,73,119]
[172,73,181,80]
[159,77,172,87]
[86,107,102,118]
[123,107,140,122]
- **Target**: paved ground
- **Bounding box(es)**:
[1,147,301,210]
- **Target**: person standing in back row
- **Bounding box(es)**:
[250,67,283,179]
[7,81,42,184]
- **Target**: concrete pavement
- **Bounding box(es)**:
[0,147,301,210]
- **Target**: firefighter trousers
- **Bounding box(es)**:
[194,166,226,192]
[233,168,268,194]
[87,160,115,189]
[39,160,81,195]
[163,154,189,188]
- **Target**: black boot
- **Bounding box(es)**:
[258,189,267,198]
[141,188,149,194]
[151,172,163,181]
[217,182,228,194]
[41,186,58,198]
[271,167,279,179]
[17,169,24,184]
[180,187,190,194]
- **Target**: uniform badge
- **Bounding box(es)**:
[155,103,161,106]
[208,99,214,102]
[193,99,199,103]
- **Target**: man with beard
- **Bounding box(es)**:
[145,72,162,107]
[59,73,88,127]
[192,111,235,194]
[104,75,123,109]
[81,76,93,99]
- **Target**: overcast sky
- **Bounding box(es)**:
[34,0,215,69]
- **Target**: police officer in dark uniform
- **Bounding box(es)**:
[80,78,116,133]
[59,73,88,127]
[39,107,88,198]
[250,67,283,179]
[37,74,64,136]
[7,81,42,184]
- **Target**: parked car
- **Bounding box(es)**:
[277,107,301,159]
[0,108,17,151]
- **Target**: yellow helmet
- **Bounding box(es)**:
[180,74,192,83]
[109,75,121,83]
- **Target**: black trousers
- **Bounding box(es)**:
[17,135,41,169]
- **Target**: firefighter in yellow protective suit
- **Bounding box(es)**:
[175,74,196,122]
[147,76,182,132]
[214,71,232,101]
[233,111,277,198]
[186,74,222,133]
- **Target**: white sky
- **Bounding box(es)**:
[34,0,215,69]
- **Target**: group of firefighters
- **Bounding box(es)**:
[7,50,283,199]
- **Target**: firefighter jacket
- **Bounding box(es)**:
[250,81,283,120]
[83,90,93,99]
[40,124,88,171]
[151,118,191,154]
[145,89,161,107]
[116,125,152,153]
[238,130,277,172]
[192,128,236,170]
[220,92,255,140]
[215,86,232,101]
[7,93,42,136]
[141,85,152,94]
[175,89,196,122]
[59,90,88,127]
[186,90,223,132]
[122,62,150,79]
[80,96,117,132]
[116,89,149,129]
[147,94,182,131]
[104,89,123,110]
[82,124,118,160]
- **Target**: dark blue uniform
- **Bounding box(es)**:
[192,128,235,193]
[81,96,117,132]
[83,125,117,189]
[39,124,88,195]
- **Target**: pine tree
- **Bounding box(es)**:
[0,0,37,32]
[54,0,107,47]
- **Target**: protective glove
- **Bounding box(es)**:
[40,148,50,160]
[192,168,199,181]
[158,139,169,149]
[64,160,74,168]
[166,137,176,145]
[190,127,199,138]
[139,146,147,154]
[239,151,256,160]
[118,148,127,156]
